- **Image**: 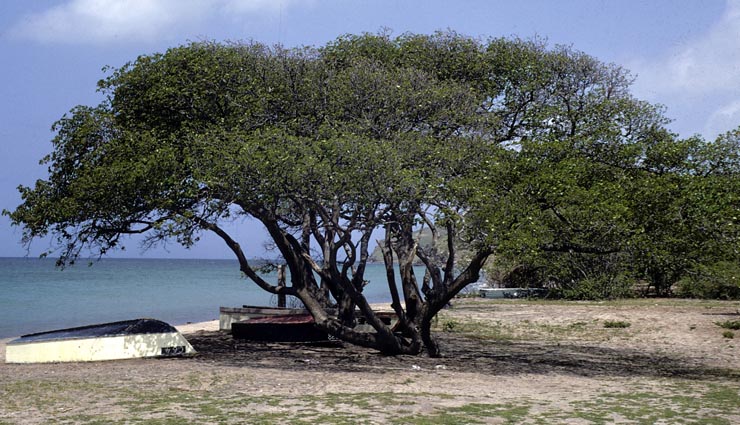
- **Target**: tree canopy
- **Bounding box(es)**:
[6,32,739,356]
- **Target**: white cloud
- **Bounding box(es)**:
[629,0,740,138]
[705,99,740,137]
[9,0,305,45]
[632,0,740,96]
[222,0,290,14]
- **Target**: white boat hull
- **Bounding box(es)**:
[5,319,196,364]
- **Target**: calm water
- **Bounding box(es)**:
[0,257,419,338]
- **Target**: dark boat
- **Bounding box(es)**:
[231,314,330,342]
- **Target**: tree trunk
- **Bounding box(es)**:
[337,292,356,328]
[420,315,440,357]
[277,265,286,307]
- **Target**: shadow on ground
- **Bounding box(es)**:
[185,331,738,380]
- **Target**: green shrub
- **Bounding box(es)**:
[716,320,740,330]
[722,330,734,339]
[486,255,635,301]
[676,262,740,300]
[557,275,635,301]
[442,320,458,332]
[603,320,631,329]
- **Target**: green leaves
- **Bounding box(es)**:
[6,32,739,304]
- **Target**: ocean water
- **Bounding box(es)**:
[0,257,419,338]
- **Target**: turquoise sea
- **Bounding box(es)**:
[0,257,416,338]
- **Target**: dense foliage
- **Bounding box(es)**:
[6,32,739,355]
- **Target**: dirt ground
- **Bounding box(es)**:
[1,298,739,424]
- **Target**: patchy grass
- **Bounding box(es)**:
[604,320,631,328]
[124,391,522,425]
[3,371,739,424]
[534,381,740,424]
[458,297,740,309]
[3,298,740,424]
[434,314,626,343]
[717,320,740,330]
[18,385,738,425]
[392,402,531,424]
[0,379,112,417]
[433,317,516,341]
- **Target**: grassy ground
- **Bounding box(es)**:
[2,379,739,424]
[2,298,739,424]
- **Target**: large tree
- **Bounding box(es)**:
[9,32,734,355]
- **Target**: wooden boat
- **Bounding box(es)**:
[219,305,311,331]
[5,318,196,364]
[227,307,400,342]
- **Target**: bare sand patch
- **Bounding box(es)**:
[176,319,220,334]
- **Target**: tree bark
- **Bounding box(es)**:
[420,315,441,357]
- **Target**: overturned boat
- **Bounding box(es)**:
[5,318,196,364]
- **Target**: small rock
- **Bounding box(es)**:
[411,364,422,371]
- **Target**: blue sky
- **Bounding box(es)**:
[0,0,738,259]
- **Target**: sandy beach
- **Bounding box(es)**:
[2,298,739,424]
[175,319,221,334]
